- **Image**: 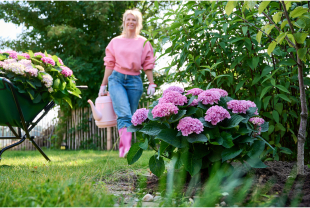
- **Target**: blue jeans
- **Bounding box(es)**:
[108,70,143,130]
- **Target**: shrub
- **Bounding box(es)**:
[127,86,273,177]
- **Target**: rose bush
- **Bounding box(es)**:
[0,50,81,107]
[127,86,273,177]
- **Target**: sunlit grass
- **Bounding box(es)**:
[0,150,154,206]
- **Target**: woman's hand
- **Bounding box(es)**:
[98,85,107,96]
[147,83,157,96]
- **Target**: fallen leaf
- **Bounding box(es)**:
[34,166,37,169]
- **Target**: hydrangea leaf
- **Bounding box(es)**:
[221,147,243,162]
[149,155,165,177]
[140,123,166,136]
[184,133,208,143]
[127,142,143,165]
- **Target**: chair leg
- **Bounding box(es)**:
[0,136,27,161]
[29,136,51,162]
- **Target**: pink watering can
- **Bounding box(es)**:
[87,93,117,128]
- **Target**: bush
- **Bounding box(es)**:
[127,86,274,177]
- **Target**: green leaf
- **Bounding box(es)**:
[147,109,159,121]
[284,1,292,10]
[247,140,265,158]
[267,41,277,55]
[63,97,72,108]
[268,125,274,135]
[199,117,216,129]
[127,124,143,132]
[275,123,286,131]
[235,79,247,93]
[246,157,267,168]
[275,103,283,115]
[256,31,262,44]
[140,123,166,136]
[260,86,272,99]
[149,155,165,177]
[272,12,283,24]
[181,152,202,176]
[225,1,237,16]
[290,6,308,18]
[286,34,296,47]
[26,80,36,89]
[169,110,186,123]
[242,26,248,36]
[156,129,184,148]
[221,115,245,129]
[258,1,270,14]
[221,131,234,148]
[263,96,272,110]
[187,96,195,106]
[293,32,308,44]
[139,139,148,150]
[280,147,293,154]
[297,48,307,60]
[281,20,288,29]
[185,134,208,143]
[277,94,291,103]
[272,110,279,123]
[276,32,287,44]
[27,89,35,100]
[275,85,290,94]
[221,146,243,162]
[186,107,197,115]
[265,24,275,35]
[33,94,42,104]
[159,141,170,155]
[127,142,143,165]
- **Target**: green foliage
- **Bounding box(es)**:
[147,1,310,161]
[127,88,274,177]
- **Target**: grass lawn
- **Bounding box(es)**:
[0,149,154,206]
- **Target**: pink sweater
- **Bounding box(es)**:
[103,35,156,75]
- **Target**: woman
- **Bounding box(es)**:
[98,9,156,157]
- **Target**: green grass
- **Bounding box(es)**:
[0,150,154,206]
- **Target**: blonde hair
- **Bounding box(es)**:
[121,9,143,36]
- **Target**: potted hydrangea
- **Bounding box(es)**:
[127,86,273,177]
[0,50,81,107]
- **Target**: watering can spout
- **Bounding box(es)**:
[88,99,102,121]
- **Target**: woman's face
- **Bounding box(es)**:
[125,14,137,32]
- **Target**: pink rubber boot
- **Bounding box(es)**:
[122,128,132,158]
[118,128,125,157]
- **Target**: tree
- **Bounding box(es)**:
[148,1,310,174]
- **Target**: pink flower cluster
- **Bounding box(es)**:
[152,103,178,118]
[3,51,18,59]
[209,88,228,97]
[249,117,265,126]
[20,53,30,59]
[131,108,149,126]
[58,58,64,65]
[19,59,38,77]
[163,86,184,95]
[34,52,45,57]
[186,88,203,96]
[227,100,258,115]
[189,99,199,106]
[41,57,55,66]
[205,105,231,125]
[177,117,204,136]
[60,66,73,77]
[198,90,221,105]
[159,91,187,106]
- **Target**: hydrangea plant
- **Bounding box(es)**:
[0,50,81,107]
[128,86,273,177]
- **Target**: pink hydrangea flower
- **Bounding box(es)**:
[4,59,17,64]
[198,90,221,105]
[249,117,265,126]
[205,105,231,125]
[20,53,30,59]
[227,100,258,115]
[3,63,25,75]
[163,86,184,95]
[159,90,187,106]
[60,66,73,77]
[42,74,53,88]
[131,108,149,126]
[186,88,204,96]
[58,57,64,65]
[189,99,199,106]
[208,88,228,97]
[177,117,204,136]
[41,57,55,66]
[3,51,18,59]
[34,52,46,57]
[152,103,178,118]
[0,61,6,68]
[24,66,38,77]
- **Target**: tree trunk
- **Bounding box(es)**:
[297,56,307,175]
